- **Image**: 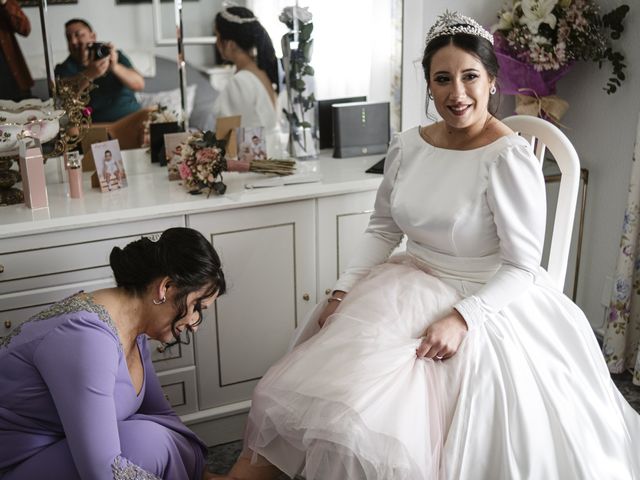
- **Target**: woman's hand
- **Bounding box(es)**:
[416,309,468,360]
[317,291,346,328]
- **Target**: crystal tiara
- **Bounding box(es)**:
[425,11,494,46]
[219,9,257,24]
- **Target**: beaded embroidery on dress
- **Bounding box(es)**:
[0,292,120,350]
[111,455,162,480]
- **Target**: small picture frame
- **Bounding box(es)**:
[164,131,189,181]
[91,139,127,192]
[150,122,180,165]
[80,127,109,171]
[237,127,266,162]
[215,115,241,160]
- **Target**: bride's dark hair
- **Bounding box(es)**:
[215,6,279,93]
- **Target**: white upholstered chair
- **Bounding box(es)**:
[502,115,581,290]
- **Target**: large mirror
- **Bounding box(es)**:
[15,0,402,147]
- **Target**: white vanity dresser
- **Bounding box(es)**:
[0,149,383,446]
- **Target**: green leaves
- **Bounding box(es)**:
[293,78,306,92]
[600,5,630,94]
[203,130,216,145]
[299,22,313,42]
[602,5,629,40]
[601,46,628,94]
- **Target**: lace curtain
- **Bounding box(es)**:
[603,112,640,385]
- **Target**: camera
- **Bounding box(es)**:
[88,42,111,60]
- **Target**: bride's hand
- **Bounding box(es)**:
[317,291,346,328]
[416,310,468,360]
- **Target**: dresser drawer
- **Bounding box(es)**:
[149,337,195,372]
[0,278,115,338]
[1,280,196,378]
[0,216,184,295]
[157,367,198,415]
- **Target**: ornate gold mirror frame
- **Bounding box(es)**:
[37,0,93,158]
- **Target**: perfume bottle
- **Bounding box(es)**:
[18,139,48,209]
[66,151,83,199]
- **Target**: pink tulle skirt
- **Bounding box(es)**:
[243,259,640,479]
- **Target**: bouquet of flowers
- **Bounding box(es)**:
[492,0,629,121]
[178,131,296,197]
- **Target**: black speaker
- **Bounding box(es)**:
[332,101,390,158]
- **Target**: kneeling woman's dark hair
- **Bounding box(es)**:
[109,227,226,344]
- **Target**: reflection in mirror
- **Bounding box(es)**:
[17,0,229,145]
[13,0,400,149]
[37,0,55,98]
[250,0,403,133]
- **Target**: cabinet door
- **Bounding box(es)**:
[188,200,315,409]
[157,367,198,415]
[317,191,377,298]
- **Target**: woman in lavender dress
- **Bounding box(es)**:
[0,228,225,480]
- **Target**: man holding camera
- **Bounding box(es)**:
[54,18,144,122]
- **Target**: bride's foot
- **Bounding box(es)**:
[202,470,232,479]
[227,456,281,480]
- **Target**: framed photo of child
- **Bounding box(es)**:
[164,132,189,181]
[237,126,266,162]
[91,139,127,192]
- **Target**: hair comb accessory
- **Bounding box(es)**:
[219,8,258,24]
[425,11,494,46]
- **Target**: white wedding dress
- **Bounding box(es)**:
[244,127,640,479]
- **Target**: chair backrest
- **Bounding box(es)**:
[502,115,581,290]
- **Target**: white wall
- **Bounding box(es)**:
[402,0,640,329]
[16,0,227,78]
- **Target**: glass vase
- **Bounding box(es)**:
[280,6,318,160]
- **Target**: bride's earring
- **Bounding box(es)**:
[490,85,497,95]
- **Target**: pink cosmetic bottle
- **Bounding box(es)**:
[66,151,83,199]
[68,167,83,198]
[18,139,48,209]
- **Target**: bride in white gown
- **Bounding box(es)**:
[219,12,640,480]
[212,6,283,157]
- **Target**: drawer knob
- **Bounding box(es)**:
[0,264,4,273]
[302,293,310,301]
[4,320,11,329]
[325,288,331,295]
[156,345,166,353]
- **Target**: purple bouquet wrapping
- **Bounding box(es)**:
[493,34,572,123]
[495,48,572,97]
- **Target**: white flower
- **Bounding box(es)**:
[279,6,313,26]
[533,34,550,44]
[519,0,558,34]
[494,11,515,31]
